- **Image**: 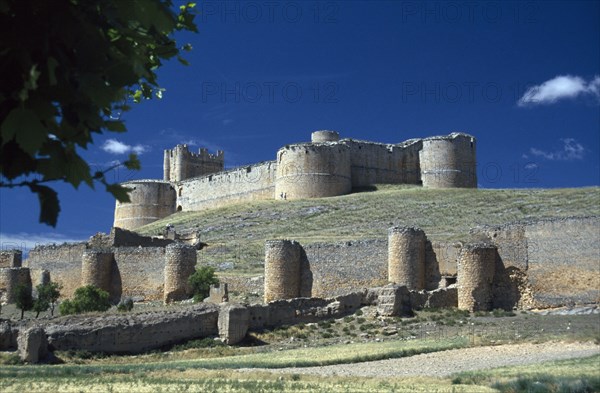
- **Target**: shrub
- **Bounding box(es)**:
[188,266,219,302]
[59,285,111,315]
[117,297,134,312]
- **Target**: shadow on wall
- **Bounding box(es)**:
[300,247,312,298]
[492,253,524,310]
[109,260,122,304]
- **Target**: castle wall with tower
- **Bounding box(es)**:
[113,131,478,230]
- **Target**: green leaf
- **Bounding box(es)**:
[0,107,47,154]
[123,153,141,170]
[106,183,132,202]
[29,184,61,227]
[105,120,127,132]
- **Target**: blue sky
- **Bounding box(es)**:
[1,0,599,250]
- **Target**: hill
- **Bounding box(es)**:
[137,186,600,275]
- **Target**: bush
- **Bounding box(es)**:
[117,297,134,312]
[59,285,111,315]
[188,266,219,302]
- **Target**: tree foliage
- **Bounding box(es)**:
[59,285,111,315]
[14,284,33,320]
[188,266,219,302]
[33,281,61,317]
[0,0,197,226]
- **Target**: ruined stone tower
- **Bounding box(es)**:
[81,250,114,294]
[163,243,197,303]
[457,243,496,311]
[164,144,224,182]
[388,226,426,290]
[264,240,303,302]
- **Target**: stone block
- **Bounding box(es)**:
[218,303,250,345]
[18,327,48,363]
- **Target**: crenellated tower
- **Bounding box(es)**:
[163,145,224,182]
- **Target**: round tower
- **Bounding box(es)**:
[275,142,351,200]
[311,130,340,143]
[419,133,477,188]
[457,243,496,311]
[388,226,426,290]
[113,181,176,230]
[163,243,197,303]
[0,267,31,304]
[81,250,113,293]
[264,240,302,302]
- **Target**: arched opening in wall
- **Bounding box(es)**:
[177,205,182,212]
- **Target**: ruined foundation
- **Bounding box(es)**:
[264,240,302,302]
[388,226,426,290]
[0,268,31,304]
[81,250,113,293]
[163,243,197,303]
[457,243,497,311]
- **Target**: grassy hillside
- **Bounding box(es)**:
[137,186,599,275]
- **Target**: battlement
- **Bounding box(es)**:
[163,144,224,182]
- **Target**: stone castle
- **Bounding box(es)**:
[113,130,477,230]
[1,129,598,362]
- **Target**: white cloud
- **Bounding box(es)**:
[518,75,600,106]
[102,139,149,155]
[524,163,538,170]
[0,232,85,253]
[529,138,585,161]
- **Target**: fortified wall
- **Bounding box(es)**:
[114,131,477,230]
[22,228,198,302]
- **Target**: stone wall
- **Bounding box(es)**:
[473,216,600,307]
[303,240,389,298]
[0,250,22,268]
[177,161,276,211]
[45,304,219,354]
[345,139,422,187]
[26,243,86,298]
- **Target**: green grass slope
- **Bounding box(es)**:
[137,186,599,275]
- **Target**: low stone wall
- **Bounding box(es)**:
[45,304,219,354]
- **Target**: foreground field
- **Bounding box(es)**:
[137,186,599,274]
[1,310,598,392]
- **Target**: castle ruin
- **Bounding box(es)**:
[114,131,477,230]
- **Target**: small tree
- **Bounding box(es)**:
[188,266,219,302]
[14,284,33,320]
[33,282,62,317]
[59,285,111,315]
